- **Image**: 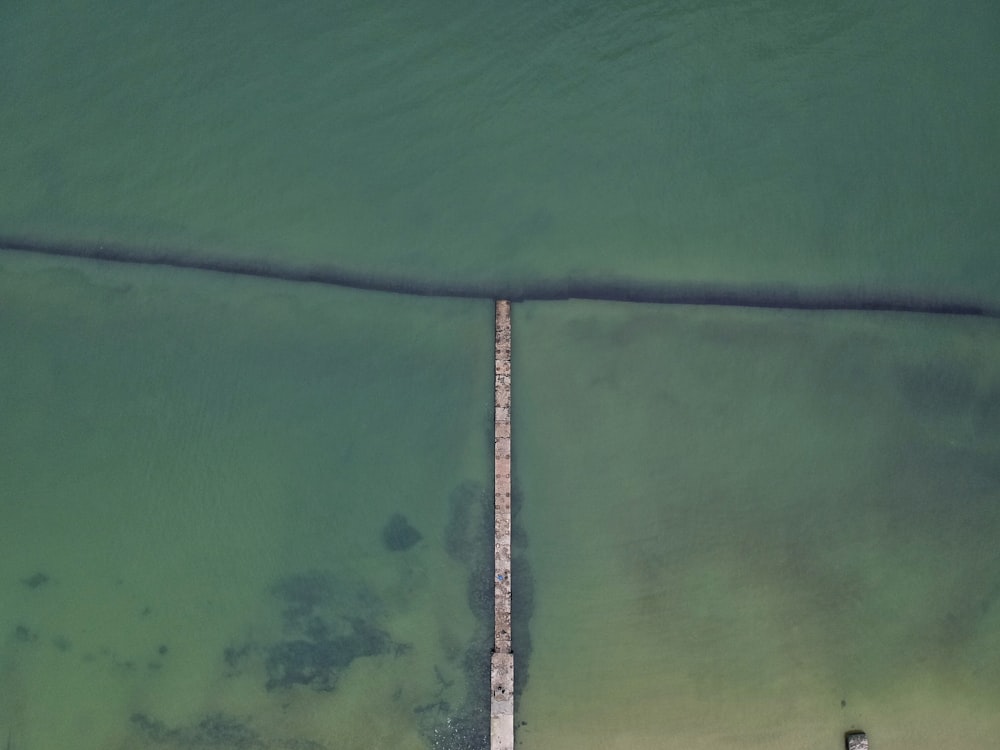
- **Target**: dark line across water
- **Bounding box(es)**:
[2,234,998,319]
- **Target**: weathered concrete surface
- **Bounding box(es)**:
[846,731,869,750]
[490,651,514,750]
[491,300,514,750]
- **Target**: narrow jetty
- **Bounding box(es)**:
[491,299,514,750]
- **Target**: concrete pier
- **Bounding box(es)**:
[491,299,514,750]
[845,731,869,750]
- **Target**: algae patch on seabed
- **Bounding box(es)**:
[129,711,328,750]
[20,572,50,590]
[108,481,501,750]
[416,477,538,750]
[382,513,423,552]
[125,568,405,749]
[222,570,402,694]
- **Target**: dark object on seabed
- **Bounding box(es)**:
[382,513,422,551]
[846,730,869,750]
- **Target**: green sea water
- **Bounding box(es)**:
[2,1,1000,748]
[2,1,999,298]
[0,255,494,748]
[514,302,1000,748]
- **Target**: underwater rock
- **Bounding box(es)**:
[382,513,422,552]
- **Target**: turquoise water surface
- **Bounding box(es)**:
[2,1,999,299]
[0,256,494,748]
[2,1,999,748]
[514,302,1000,748]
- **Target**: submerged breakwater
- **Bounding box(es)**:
[2,235,998,319]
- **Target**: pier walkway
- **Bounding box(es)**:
[491,299,514,750]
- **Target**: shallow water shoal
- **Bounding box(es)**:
[514,300,1000,749]
[0,254,494,749]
